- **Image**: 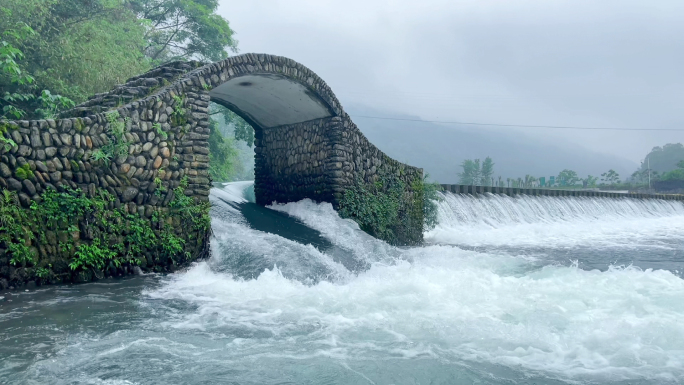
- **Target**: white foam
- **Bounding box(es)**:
[427,193,684,249]
[149,187,684,382]
[148,254,684,382]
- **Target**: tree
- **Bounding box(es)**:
[129,0,238,63]
[584,175,598,187]
[481,156,494,186]
[0,29,36,119]
[557,169,580,186]
[0,0,149,115]
[0,0,239,117]
[640,143,684,174]
[208,117,239,181]
[458,159,476,185]
[209,103,254,146]
[661,160,684,181]
[600,169,621,185]
[0,18,75,119]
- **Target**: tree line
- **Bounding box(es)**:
[458,153,684,188]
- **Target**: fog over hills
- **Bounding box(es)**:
[347,105,638,184]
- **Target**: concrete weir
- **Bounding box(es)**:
[440,184,684,201]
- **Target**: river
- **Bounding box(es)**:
[2,182,684,384]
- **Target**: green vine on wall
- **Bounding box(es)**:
[91,111,130,165]
[413,174,442,232]
[338,173,407,245]
[0,122,17,151]
[338,173,442,245]
[170,95,187,126]
[0,180,210,283]
[153,122,168,140]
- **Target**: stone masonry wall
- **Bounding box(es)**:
[0,62,215,288]
[1,91,211,209]
[1,53,427,289]
[255,113,424,244]
[255,117,336,205]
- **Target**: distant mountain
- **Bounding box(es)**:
[347,105,638,184]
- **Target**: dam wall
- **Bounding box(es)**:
[440,184,684,201]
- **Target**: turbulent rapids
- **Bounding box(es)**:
[2,183,684,384]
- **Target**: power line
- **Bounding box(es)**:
[351,115,684,131]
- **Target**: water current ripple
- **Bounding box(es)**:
[1,183,683,384]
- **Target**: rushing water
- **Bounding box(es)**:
[2,183,684,384]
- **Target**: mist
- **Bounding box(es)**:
[218,0,683,176]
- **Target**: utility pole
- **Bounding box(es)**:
[648,157,651,191]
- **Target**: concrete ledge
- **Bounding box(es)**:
[439,184,684,201]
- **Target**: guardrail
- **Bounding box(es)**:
[439,184,684,201]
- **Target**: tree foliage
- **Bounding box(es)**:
[661,160,684,181]
[459,156,494,186]
[557,169,580,186]
[583,175,598,187]
[481,157,494,186]
[129,0,238,63]
[0,0,149,115]
[0,0,237,118]
[600,169,621,185]
[640,143,684,174]
[208,118,239,182]
[209,103,254,146]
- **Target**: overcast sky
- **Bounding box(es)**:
[218,0,683,163]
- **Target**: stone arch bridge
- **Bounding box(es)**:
[2,54,424,245]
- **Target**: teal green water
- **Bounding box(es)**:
[1,183,684,384]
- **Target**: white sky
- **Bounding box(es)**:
[218,0,684,163]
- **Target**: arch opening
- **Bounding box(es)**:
[208,73,335,130]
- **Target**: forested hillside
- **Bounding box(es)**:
[0,0,252,181]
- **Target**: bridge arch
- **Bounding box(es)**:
[55,54,424,244]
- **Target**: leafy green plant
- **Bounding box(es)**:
[339,174,405,244]
[69,239,116,270]
[0,190,35,265]
[94,111,131,162]
[153,122,168,140]
[1,180,210,281]
[35,265,51,279]
[414,174,442,232]
[209,103,254,146]
[1,21,75,120]
[159,228,186,259]
[0,124,17,150]
[153,176,166,198]
[339,171,439,244]
[14,163,33,180]
[8,241,34,265]
[35,90,75,119]
[170,95,187,126]
[169,176,210,232]
[91,149,112,165]
[0,24,36,119]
